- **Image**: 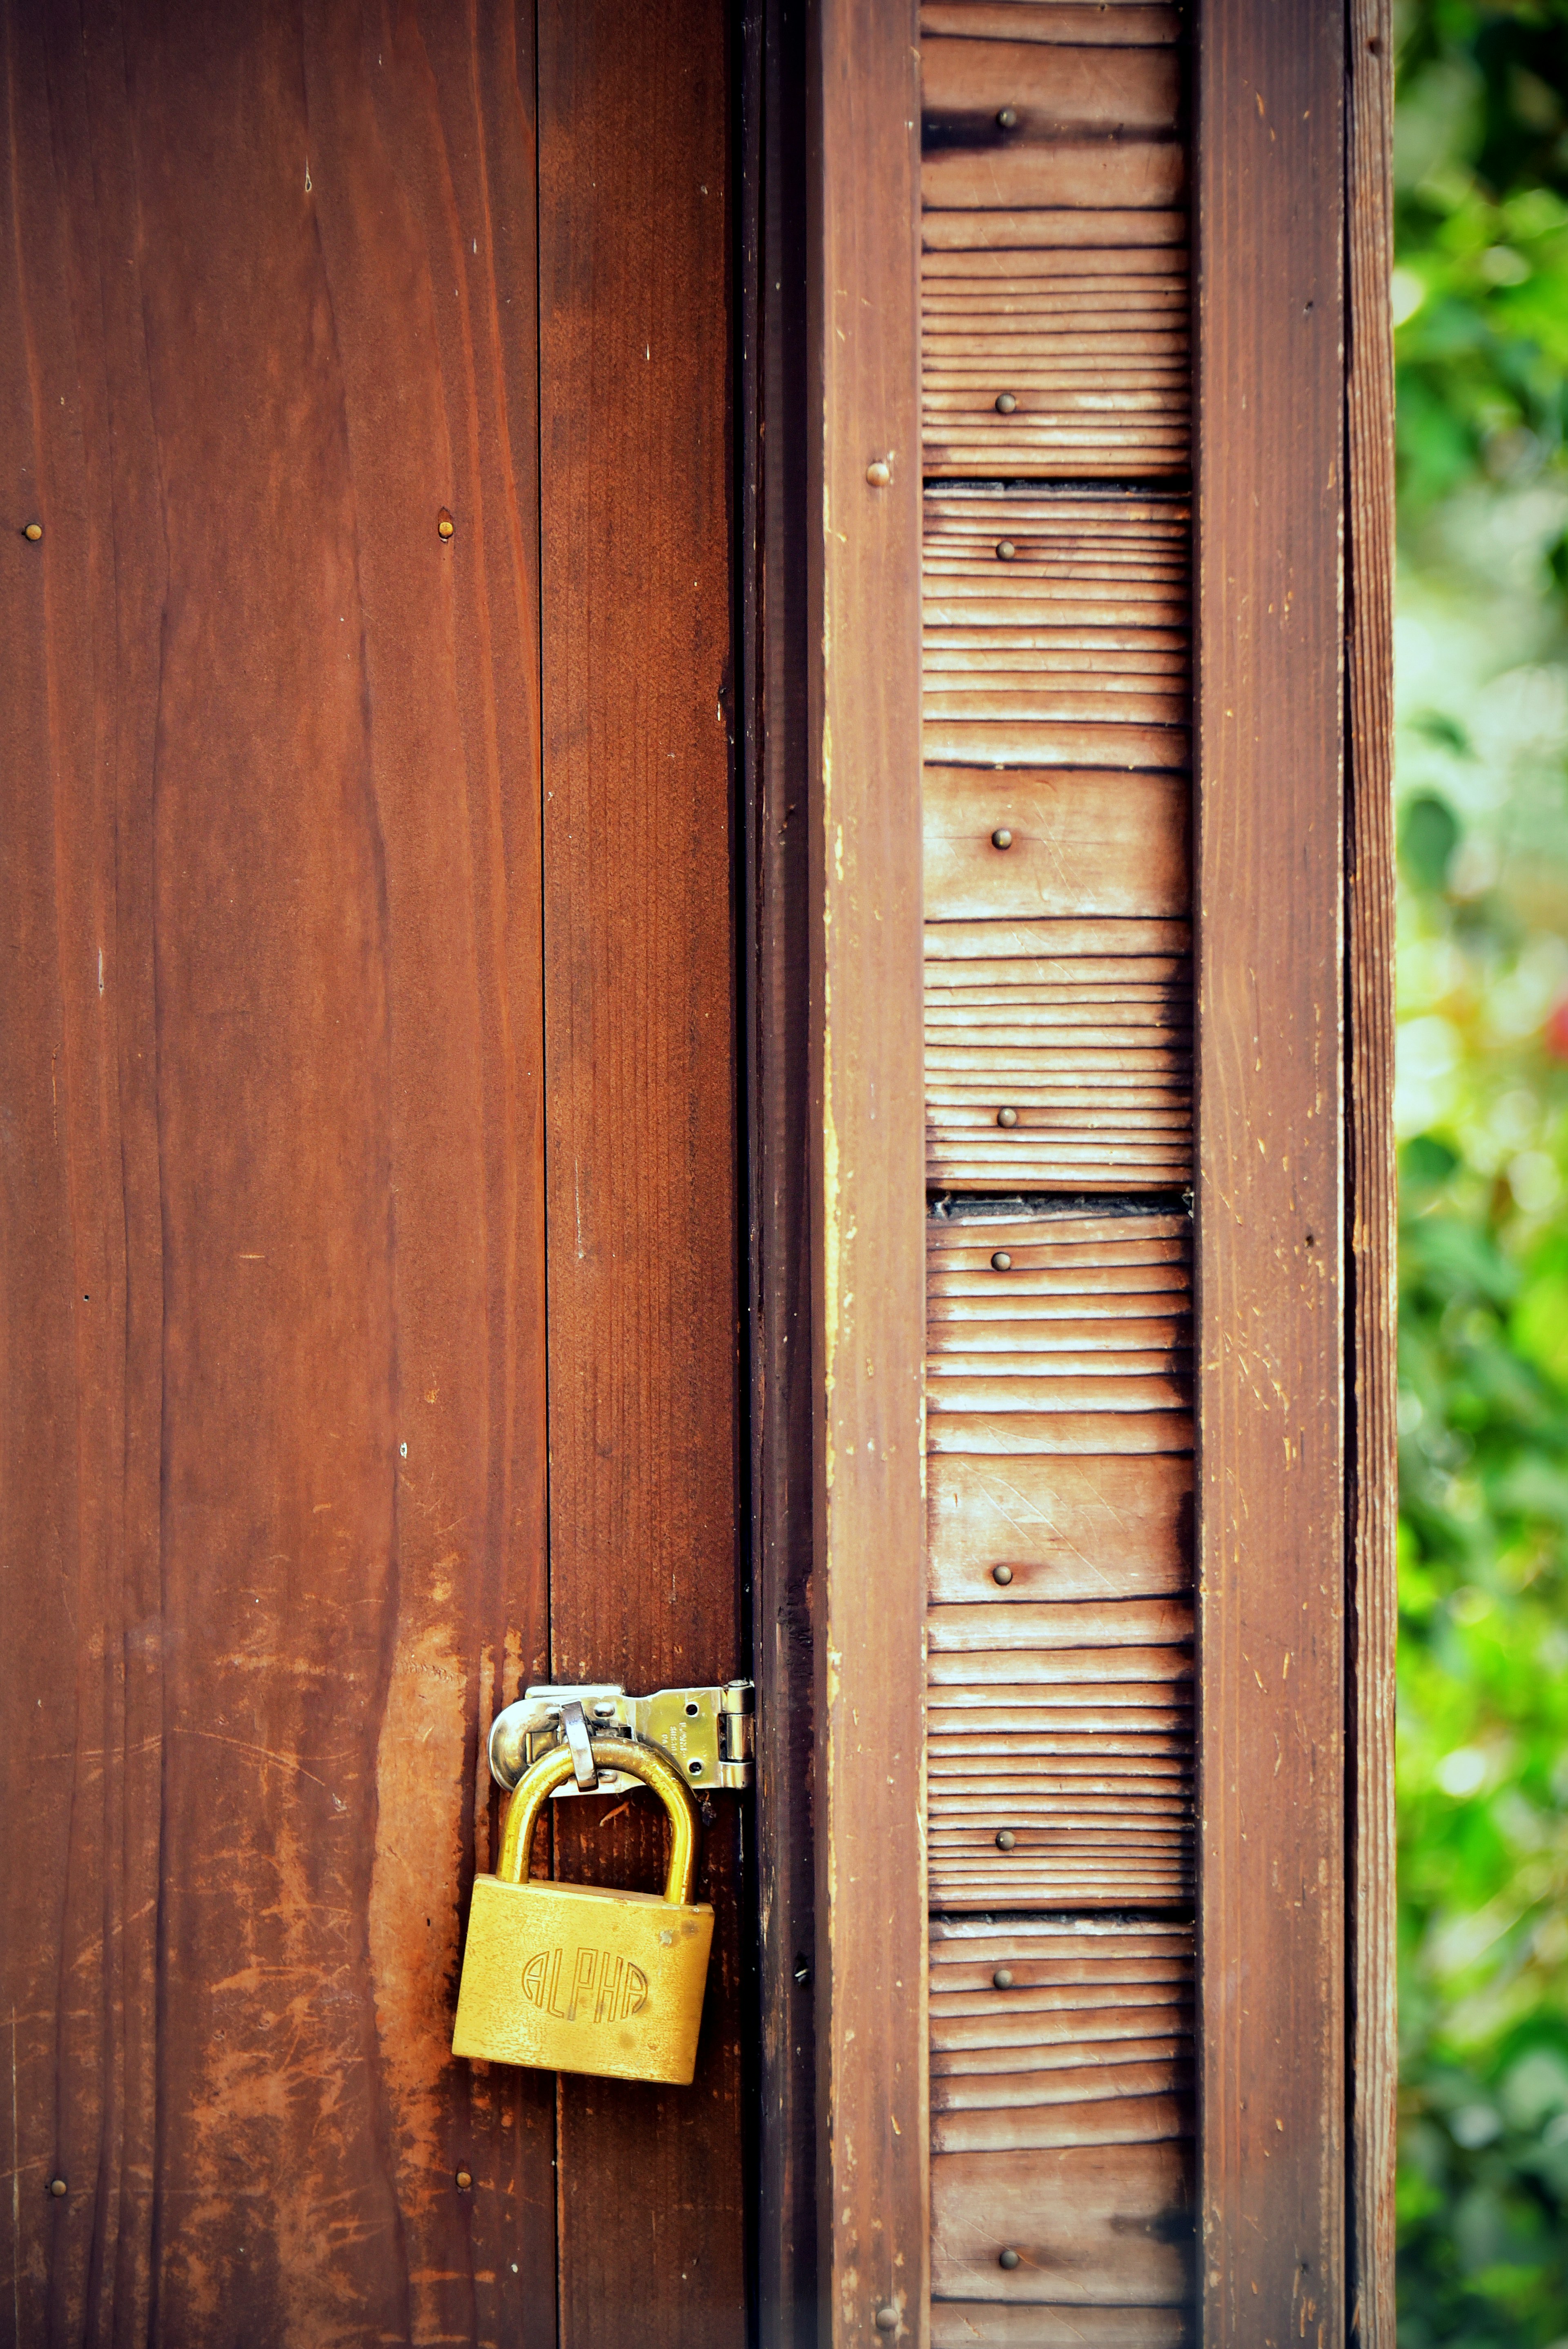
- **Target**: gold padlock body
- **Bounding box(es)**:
[452,1732,714,2087]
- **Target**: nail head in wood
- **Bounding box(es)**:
[995,539,1016,561]
[992,1967,1014,1989]
[990,826,1013,850]
[23,521,42,542]
[994,392,1016,415]
[455,2169,473,2191]
[865,459,891,488]
[48,2177,66,2198]
[996,1107,1018,1129]
[991,1563,1013,1586]
[998,2246,1020,2269]
[990,1250,1011,1271]
[995,1828,1016,1851]
[874,2307,898,2334]
[996,107,1017,129]
[437,507,455,539]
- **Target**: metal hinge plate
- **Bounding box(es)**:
[489,1680,755,1798]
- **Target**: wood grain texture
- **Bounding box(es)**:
[927,1454,1192,1600]
[923,140,1185,216]
[921,3,1180,43]
[536,4,745,2340]
[924,772,1188,919]
[809,0,928,2339]
[1194,2,1347,2339]
[746,1,818,2342]
[924,209,1186,250]
[1345,2,1398,2340]
[922,36,1178,130]
[0,1,554,2339]
[930,2144,1193,2303]
[931,2308,1191,2348]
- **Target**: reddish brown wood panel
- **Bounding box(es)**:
[1194,2,1347,2339]
[536,2,745,2341]
[810,0,928,2340]
[1346,2,1398,2340]
[0,1,552,2340]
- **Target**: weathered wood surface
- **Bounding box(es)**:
[746,0,818,2337]
[0,1,556,2339]
[811,0,929,2340]
[931,2307,1191,2348]
[930,2143,1193,2302]
[922,3,1179,41]
[927,1453,1192,1601]
[1346,2,1399,2340]
[921,36,1178,129]
[537,2,746,2339]
[923,142,1185,218]
[1194,2,1348,2339]
[924,771,1188,918]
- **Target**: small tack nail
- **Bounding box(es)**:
[996,1828,1017,1851]
[996,1107,1018,1129]
[994,392,1017,415]
[993,1966,1014,1989]
[437,507,455,539]
[990,1250,1012,1270]
[991,827,1013,850]
[995,539,1016,560]
[455,2168,473,2191]
[23,521,43,542]
[874,2307,899,2334]
[866,459,891,488]
[992,1564,1013,1586]
[998,2246,1020,2270]
[996,107,1018,129]
[48,2177,67,2199]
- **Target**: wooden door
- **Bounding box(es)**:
[0,3,745,2344]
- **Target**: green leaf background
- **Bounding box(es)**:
[1394,4,1568,2338]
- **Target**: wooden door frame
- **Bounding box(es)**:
[744,2,1398,2344]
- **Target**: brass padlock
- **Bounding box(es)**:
[452,1732,713,2085]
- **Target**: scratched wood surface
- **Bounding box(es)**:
[810,0,928,2340]
[536,2,746,2341]
[1194,2,1348,2339]
[1346,2,1399,2340]
[0,1,556,2340]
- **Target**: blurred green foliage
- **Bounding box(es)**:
[1395,4,1568,2340]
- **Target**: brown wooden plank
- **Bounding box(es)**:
[537,3,743,2340]
[921,4,1181,45]
[1346,2,1398,2341]
[747,0,817,2337]
[922,209,1187,249]
[0,0,555,2338]
[929,918,1188,958]
[924,142,1185,212]
[929,1447,1187,1597]
[929,1600,1190,1648]
[930,2144,1194,2300]
[1194,4,1346,2339]
[932,2307,1192,2348]
[811,1,929,2342]
[925,771,1187,921]
[933,2096,1190,2155]
[922,38,1178,130]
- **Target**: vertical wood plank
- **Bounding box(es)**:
[746,1,820,2343]
[536,3,746,2342]
[0,0,554,2338]
[1194,3,1347,2341]
[1345,0,1398,2339]
[808,0,928,2341]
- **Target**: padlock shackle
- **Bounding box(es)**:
[494,1733,701,1905]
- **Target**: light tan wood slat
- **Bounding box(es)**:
[923,39,1178,130]
[931,1647,1191,1691]
[928,1042,1189,1074]
[921,4,1182,48]
[930,1293,1189,1325]
[934,2108,1190,2169]
[930,1352,1187,1382]
[929,921,1189,958]
[930,1745,1189,1774]
[931,1168,1185,1191]
[923,209,1187,252]
[931,1918,1192,1959]
[924,142,1185,212]
[931,1212,1189,1247]
[927,492,1189,521]
[934,1981,1189,2019]
[925,284,1188,313]
[929,1374,1188,1414]
[931,2306,1192,2349]
[934,2021,1190,2062]
[928,1598,1190,1647]
[931,1266,1188,1300]
[927,1413,1192,1456]
[933,2059,1189,2114]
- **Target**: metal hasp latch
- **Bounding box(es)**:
[489,1680,755,1799]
